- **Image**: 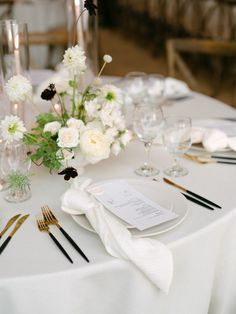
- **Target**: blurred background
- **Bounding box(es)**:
[1,0,236,107]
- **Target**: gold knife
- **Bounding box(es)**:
[0,214,30,255]
[0,214,21,239]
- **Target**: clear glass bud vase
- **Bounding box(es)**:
[66,0,98,84]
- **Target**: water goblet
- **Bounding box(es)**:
[133,104,164,177]
[1,140,31,202]
[163,116,192,177]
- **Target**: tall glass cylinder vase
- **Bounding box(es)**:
[0,20,30,121]
[66,0,98,84]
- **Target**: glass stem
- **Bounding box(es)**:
[144,142,151,168]
[172,155,180,169]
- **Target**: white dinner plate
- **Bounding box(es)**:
[72,179,188,238]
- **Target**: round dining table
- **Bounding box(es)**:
[0,85,236,314]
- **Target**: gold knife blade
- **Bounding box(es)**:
[0,214,21,238]
[9,214,30,237]
[0,214,30,255]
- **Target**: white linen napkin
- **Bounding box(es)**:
[164,78,191,99]
[202,129,228,152]
[61,177,173,294]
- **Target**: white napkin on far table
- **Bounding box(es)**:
[61,177,173,294]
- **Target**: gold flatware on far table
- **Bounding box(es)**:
[0,214,30,254]
[36,217,73,264]
[0,214,21,239]
[184,154,236,165]
[41,206,89,263]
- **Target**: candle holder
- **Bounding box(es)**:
[0,20,29,121]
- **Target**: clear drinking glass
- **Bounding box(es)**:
[0,20,30,119]
[163,116,192,177]
[133,104,164,176]
[1,140,31,202]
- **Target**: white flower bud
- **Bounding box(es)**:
[103,54,112,63]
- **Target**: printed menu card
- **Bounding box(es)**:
[89,181,178,231]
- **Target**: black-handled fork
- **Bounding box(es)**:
[41,206,89,263]
[36,217,73,264]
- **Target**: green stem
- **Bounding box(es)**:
[97,62,107,78]
[72,75,77,117]
[72,8,86,46]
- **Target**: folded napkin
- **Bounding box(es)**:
[191,127,230,152]
[164,78,191,99]
[61,177,173,294]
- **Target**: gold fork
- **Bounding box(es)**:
[36,216,73,264]
[41,206,89,263]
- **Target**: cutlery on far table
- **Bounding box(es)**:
[162,177,221,209]
[41,206,89,263]
[36,217,73,264]
[211,155,236,161]
[0,214,21,239]
[184,154,236,165]
[0,214,30,254]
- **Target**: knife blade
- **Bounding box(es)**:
[0,214,30,255]
[0,214,21,239]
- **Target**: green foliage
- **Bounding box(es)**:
[7,171,30,192]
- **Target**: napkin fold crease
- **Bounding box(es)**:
[61,177,173,294]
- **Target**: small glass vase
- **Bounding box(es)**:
[4,181,31,203]
[1,140,31,203]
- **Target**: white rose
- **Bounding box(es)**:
[43,121,61,135]
[120,130,132,146]
[67,118,84,130]
[111,141,121,156]
[57,127,79,148]
[80,128,110,163]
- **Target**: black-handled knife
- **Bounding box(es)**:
[181,193,214,210]
[0,214,21,239]
[163,177,221,209]
[0,214,30,255]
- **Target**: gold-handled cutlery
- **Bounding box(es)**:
[0,214,30,254]
[41,206,89,263]
[184,154,236,165]
[36,217,73,264]
[162,177,222,210]
[0,214,21,239]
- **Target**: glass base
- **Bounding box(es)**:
[4,189,31,203]
[164,165,188,178]
[135,165,159,177]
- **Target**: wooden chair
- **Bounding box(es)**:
[166,38,236,105]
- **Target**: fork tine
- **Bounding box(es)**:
[45,206,57,220]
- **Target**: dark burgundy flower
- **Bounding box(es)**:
[84,0,98,16]
[58,167,78,181]
[41,84,56,101]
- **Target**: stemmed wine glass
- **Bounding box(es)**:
[162,116,192,177]
[133,104,164,176]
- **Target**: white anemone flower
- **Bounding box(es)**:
[0,115,26,142]
[5,75,32,103]
[62,45,86,75]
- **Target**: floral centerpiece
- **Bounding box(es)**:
[0,2,132,181]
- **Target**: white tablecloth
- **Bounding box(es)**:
[1,90,236,314]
